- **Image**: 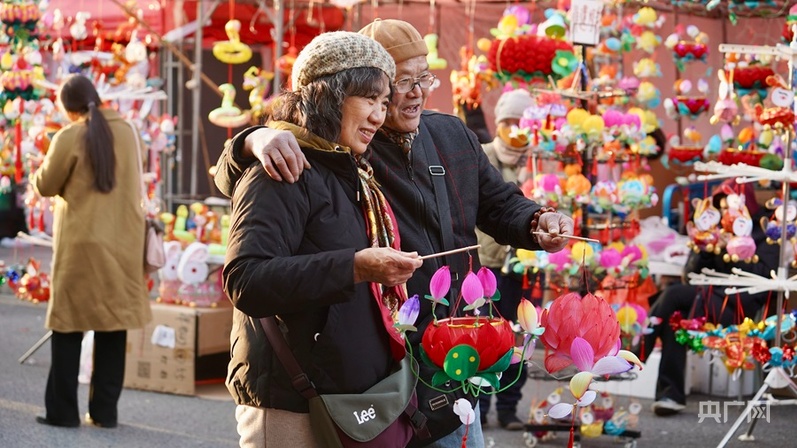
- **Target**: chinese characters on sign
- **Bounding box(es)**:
[569,0,603,46]
[698,400,770,423]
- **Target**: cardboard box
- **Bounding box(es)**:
[124,302,233,396]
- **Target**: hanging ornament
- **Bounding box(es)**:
[212,20,253,65]
[208,83,251,128]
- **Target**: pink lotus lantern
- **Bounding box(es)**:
[540,292,621,373]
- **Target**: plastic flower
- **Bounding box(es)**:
[477,267,498,300]
[461,271,486,311]
[548,338,642,420]
[547,388,597,419]
[540,292,622,373]
[426,266,451,306]
[394,294,420,333]
[599,248,622,269]
[511,336,536,364]
[453,398,476,425]
[621,245,643,263]
[517,298,539,333]
[547,248,571,270]
[570,338,641,382]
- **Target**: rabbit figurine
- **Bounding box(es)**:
[760,198,797,244]
[723,203,758,263]
[686,197,722,254]
[176,242,219,307]
[157,241,183,304]
[709,69,740,126]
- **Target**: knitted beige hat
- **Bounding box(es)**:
[494,89,534,125]
[291,31,396,90]
[359,19,428,64]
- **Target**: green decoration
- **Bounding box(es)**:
[443,344,480,382]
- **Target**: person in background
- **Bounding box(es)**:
[223,31,423,447]
[214,19,574,447]
[475,89,535,430]
[31,74,152,429]
[644,179,779,416]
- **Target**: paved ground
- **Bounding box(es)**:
[1,242,795,447]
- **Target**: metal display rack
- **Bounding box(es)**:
[686,39,797,448]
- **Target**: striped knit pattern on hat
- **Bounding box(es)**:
[291,31,396,90]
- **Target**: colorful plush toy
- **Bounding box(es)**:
[686,197,722,254]
[760,198,797,244]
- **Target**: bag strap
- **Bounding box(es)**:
[126,120,148,212]
[417,121,455,261]
[259,317,319,400]
[417,121,461,317]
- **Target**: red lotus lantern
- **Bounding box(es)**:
[412,266,540,391]
[421,316,515,387]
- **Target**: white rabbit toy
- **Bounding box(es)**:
[157,241,183,304]
[176,242,221,307]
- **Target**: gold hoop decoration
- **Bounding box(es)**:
[212,20,253,65]
[208,83,251,128]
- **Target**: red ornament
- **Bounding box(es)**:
[733,66,774,90]
[487,35,573,81]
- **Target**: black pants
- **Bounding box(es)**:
[45,330,127,425]
[479,268,528,415]
[644,283,767,405]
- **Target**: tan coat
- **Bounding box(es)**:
[32,109,152,332]
[476,138,524,268]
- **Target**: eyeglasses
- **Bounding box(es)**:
[394,73,436,94]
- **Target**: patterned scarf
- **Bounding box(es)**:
[358,156,409,360]
[380,127,419,154]
[357,157,408,313]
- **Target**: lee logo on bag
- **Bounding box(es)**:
[353,406,377,424]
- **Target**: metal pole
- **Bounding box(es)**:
[272,0,284,93]
[18,331,52,364]
[189,0,204,197]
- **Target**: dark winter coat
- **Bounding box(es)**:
[223,124,394,412]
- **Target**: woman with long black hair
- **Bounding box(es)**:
[32,74,151,428]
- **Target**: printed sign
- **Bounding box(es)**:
[569,0,603,46]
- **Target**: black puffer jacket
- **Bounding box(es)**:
[223,123,394,412]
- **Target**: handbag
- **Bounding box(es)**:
[259,317,429,448]
[129,120,165,273]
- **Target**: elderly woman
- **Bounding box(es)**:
[223,31,423,447]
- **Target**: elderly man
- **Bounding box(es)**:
[213,19,574,448]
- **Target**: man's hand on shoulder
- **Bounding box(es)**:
[244,128,310,183]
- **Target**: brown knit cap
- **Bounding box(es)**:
[359,19,428,65]
[291,31,396,90]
